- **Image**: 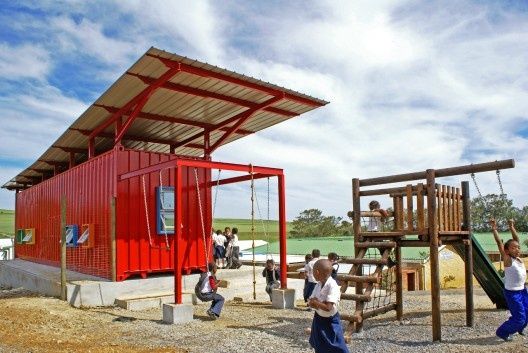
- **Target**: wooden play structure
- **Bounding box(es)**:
[339,159,515,342]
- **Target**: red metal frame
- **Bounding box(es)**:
[119,156,287,304]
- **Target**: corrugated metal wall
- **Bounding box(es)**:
[15,148,212,281]
[116,149,211,281]
[15,150,115,278]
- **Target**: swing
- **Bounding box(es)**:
[470,168,509,222]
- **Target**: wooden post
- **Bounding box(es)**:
[396,241,403,321]
[417,183,425,232]
[461,181,474,327]
[352,178,363,332]
[60,195,67,301]
[406,184,413,231]
[427,169,441,341]
[110,197,117,282]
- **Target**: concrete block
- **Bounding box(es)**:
[162,303,194,324]
[271,288,296,309]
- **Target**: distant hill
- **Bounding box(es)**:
[0,209,14,238]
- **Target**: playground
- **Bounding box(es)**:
[0,281,526,353]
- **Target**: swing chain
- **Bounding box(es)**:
[141,174,155,247]
[194,168,210,267]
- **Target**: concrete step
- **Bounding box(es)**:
[115,292,197,311]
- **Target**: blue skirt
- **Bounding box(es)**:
[309,312,349,353]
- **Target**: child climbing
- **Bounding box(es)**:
[195,262,225,320]
[307,259,350,353]
[262,259,280,301]
[491,218,528,341]
[368,200,396,268]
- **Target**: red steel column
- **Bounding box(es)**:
[174,164,183,304]
[278,174,287,288]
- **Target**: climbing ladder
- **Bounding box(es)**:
[337,239,397,342]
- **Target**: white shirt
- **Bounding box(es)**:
[201,272,213,293]
[368,217,382,231]
[231,234,239,247]
[309,277,340,317]
[504,257,527,291]
[307,258,319,283]
[213,234,226,247]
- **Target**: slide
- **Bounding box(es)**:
[452,236,507,309]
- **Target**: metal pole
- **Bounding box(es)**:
[360,159,514,187]
[427,169,441,341]
[174,165,182,304]
[461,181,474,327]
[278,174,287,289]
[60,195,67,301]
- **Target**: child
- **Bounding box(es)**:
[226,227,242,269]
[491,218,528,341]
[196,262,225,320]
[368,200,396,268]
[303,253,313,302]
[213,230,226,268]
[308,259,350,353]
[328,252,340,282]
[262,259,280,301]
[305,249,321,306]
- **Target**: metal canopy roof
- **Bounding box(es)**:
[3,47,328,191]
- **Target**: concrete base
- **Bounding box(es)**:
[0,259,307,309]
[115,292,197,311]
[162,303,194,324]
[271,288,296,309]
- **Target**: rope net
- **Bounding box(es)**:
[362,247,396,312]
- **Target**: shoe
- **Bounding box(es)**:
[497,334,513,342]
[206,309,217,320]
[518,330,525,336]
[305,308,312,312]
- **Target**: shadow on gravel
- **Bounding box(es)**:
[444,336,503,346]
[226,315,312,350]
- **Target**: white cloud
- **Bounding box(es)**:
[0,43,51,79]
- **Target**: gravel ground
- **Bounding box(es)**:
[0,284,527,352]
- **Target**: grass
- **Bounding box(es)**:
[0,209,14,238]
[212,218,292,242]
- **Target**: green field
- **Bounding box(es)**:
[0,209,14,238]
[213,218,291,242]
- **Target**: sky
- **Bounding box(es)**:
[1,0,528,222]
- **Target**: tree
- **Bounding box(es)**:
[290,209,343,237]
[470,194,515,232]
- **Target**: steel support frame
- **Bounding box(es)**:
[117,157,286,305]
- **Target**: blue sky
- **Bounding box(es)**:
[1,0,528,220]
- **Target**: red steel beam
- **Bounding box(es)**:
[174,166,183,304]
[209,173,271,187]
[119,159,282,181]
[172,96,282,150]
[114,90,152,144]
[278,174,287,288]
[52,146,87,154]
[89,66,181,141]
[208,95,283,153]
[127,72,299,117]
[70,128,204,149]
[147,53,325,108]
[94,104,253,135]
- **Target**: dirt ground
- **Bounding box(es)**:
[1,285,528,353]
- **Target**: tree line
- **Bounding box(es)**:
[290,194,527,237]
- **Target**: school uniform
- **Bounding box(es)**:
[304,258,319,302]
[213,234,226,260]
[199,271,225,317]
[309,277,349,353]
[262,267,280,300]
[496,257,528,339]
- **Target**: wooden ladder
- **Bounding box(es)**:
[337,240,398,342]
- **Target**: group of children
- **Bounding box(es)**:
[212,226,242,269]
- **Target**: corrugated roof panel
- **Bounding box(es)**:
[3,47,328,190]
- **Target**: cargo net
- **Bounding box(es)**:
[361,247,396,312]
